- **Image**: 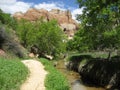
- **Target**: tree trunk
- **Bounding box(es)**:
[107,51,111,60]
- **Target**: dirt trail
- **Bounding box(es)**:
[20,60,47,90]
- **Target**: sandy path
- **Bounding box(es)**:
[20,60,47,90]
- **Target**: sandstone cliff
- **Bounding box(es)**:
[13,8,79,39]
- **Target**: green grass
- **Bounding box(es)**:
[0,58,29,90]
[67,51,117,60]
[39,58,69,90]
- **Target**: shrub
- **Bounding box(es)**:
[16,19,66,58]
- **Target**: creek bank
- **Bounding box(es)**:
[67,55,120,89]
[56,59,105,90]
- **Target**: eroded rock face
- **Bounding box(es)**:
[13,8,79,39]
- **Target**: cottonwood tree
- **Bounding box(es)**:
[16,19,66,58]
[67,0,120,59]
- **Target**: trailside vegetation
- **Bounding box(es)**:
[0,58,28,90]
[39,58,69,90]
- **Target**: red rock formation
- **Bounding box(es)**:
[13,8,79,39]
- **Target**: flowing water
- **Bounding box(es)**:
[55,60,105,90]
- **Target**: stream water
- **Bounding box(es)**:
[56,60,105,90]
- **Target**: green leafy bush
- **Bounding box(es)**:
[16,19,66,58]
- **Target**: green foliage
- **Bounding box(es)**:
[68,51,117,60]
[15,19,33,47]
[39,58,69,90]
[0,9,17,29]
[0,58,28,90]
[16,19,66,57]
[0,9,11,24]
[68,0,120,52]
[67,28,89,52]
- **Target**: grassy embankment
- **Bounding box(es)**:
[67,51,117,60]
[0,58,28,90]
[40,58,69,90]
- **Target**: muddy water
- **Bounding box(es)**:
[56,60,105,90]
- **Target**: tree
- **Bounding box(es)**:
[0,9,17,29]
[16,19,66,58]
[16,19,34,47]
[67,27,90,52]
[67,0,120,59]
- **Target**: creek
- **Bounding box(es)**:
[55,60,105,90]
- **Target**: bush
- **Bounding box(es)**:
[39,58,69,90]
[16,19,66,58]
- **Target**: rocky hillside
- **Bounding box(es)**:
[13,8,79,39]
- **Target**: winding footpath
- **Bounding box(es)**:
[20,60,47,90]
